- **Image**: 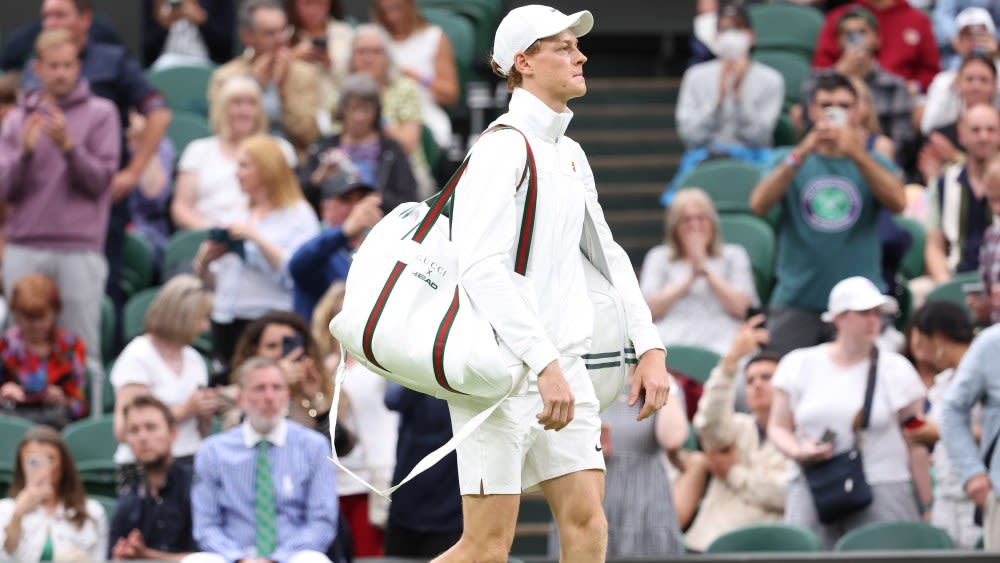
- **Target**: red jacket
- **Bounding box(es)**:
[813,0,940,92]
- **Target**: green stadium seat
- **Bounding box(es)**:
[975,535,984,549]
[706,523,823,553]
[146,64,215,116]
[833,520,954,551]
[62,415,118,497]
[123,287,162,344]
[753,50,812,109]
[419,0,500,63]
[166,111,212,162]
[422,6,476,96]
[718,214,776,304]
[121,231,155,300]
[422,124,442,172]
[748,3,825,60]
[163,229,209,277]
[665,345,721,385]
[676,159,779,225]
[0,416,36,487]
[100,296,116,366]
[892,215,926,280]
[773,113,797,147]
[925,270,981,319]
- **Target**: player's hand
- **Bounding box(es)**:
[631,349,670,421]
[536,361,574,431]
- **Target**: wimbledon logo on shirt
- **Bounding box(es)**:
[800,175,862,233]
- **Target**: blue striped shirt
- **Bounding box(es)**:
[191,419,339,562]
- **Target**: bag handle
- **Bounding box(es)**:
[410,125,538,275]
[852,346,879,438]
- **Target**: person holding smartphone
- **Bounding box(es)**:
[751,73,907,355]
[286,0,354,114]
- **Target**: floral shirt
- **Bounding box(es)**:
[0,327,88,420]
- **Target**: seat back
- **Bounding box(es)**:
[748,3,825,59]
[121,231,155,300]
[100,296,116,366]
[0,417,36,487]
[62,415,117,465]
[706,523,823,553]
[166,111,212,161]
[753,50,812,109]
[926,270,981,319]
[146,64,215,116]
[892,215,927,280]
[665,345,721,384]
[718,214,776,304]
[677,158,761,209]
[163,229,209,278]
[123,287,162,344]
[834,520,954,551]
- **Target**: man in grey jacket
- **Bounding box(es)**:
[941,323,1000,550]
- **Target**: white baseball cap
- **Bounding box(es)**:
[821,276,899,322]
[955,7,996,35]
[492,4,594,76]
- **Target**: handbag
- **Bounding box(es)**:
[801,347,879,524]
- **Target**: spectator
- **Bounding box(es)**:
[383,382,462,557]
[347,24,434,197]
[640,188,759,356]
[188,357,338,563]
[941,325,1000,551]
[110,395,198,560]
[302,73,418,213]
[851,76,896,161]
[923,12,1000,135]
[307,282,355,457]
[0,29,120,377]
[23,0,173,315]
[0,273,88,428]
[801,7,916,152]
[668,3,783,205]
[768,276,928,549]
[599,370,687,556]
[227,311,334,436]
[374,0,460,149]
[974,153,1000,325]
[922,104,999,293]
[289,172,383,321]
[814,0,940,93]
[210,0,322,158]
[911,302,980,548]
[143,0,236,69]
[287,0,354,116]
[0,11,124,72]
[750,73,906,354]
[0,426,108,561]
[934,2,1000,71]
[685,317,791,552]
[111,274,216,489]
[171,75,297,232]
[127,109,176,268]
[192,134,319,374]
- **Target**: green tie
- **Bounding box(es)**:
[254,440,277,557]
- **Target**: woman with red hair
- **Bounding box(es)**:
[0,273,88,427]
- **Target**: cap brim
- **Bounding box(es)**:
[567,10,594,38]
[820,296,899,323]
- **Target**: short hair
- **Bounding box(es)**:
[11,273,62,316]
[837,5,878,32]
[334,73,383,126]
[912,301,974,344]
[66,0,93,13]
[811,72,858,103]
[144,274,212,346]
[238,134,306,209]
[287,0,344,32]
[34,29,77,60]
[350,24,398,83]
[209,75,268,139]
[490,41,542,93]
[239,0,284,31]
[123,395,176,428]
[746,351,782,372]
[235,356,284,387]
[717,2,752,31]
[663,188,723,259]
[959,53,998,81]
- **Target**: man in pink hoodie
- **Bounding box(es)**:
[0,29,120,371]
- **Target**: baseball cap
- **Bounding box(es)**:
[492,4,594,76]
[321,172,374,200]
[821,276,898,322]
[837,5,878,31]
[955,7,996,35]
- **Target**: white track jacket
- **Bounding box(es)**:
[451,88,663,378]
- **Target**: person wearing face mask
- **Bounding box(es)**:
[750,73,907,355]
[665,3,783,206]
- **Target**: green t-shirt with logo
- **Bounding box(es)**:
[767,148,889,311]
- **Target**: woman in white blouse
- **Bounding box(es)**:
[639,188,758,355]
[0,426,107,562]
[111,274,216,489]
[170,75,297,230]
[193,134,320,375]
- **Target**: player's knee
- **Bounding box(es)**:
[561,506,607,544]
[461,533,514,563]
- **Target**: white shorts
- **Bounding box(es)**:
[448,355,605,495]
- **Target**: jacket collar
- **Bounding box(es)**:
[242,417,289,448]
[506,88,574,143]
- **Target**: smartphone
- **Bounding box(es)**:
[745,306,765,327]
[846,31,866,49]
[819,428,837,446]
[312,36,328,50]
[25,455,50,483]
[902,415,926,430]
[208,227,246,260]
[281,334,305,359]
[825,106,848,127]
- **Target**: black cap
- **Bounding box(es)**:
[321,172,374,200]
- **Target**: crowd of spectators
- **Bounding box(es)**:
[0,0,999,560]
